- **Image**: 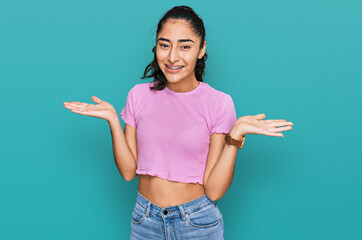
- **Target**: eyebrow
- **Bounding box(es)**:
[157,37,194,43]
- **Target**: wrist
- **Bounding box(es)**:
[225,132,246,149]
[229,128,245,141]
[107,111,120,124]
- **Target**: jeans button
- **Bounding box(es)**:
[163,210,168,215]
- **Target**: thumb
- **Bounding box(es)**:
[254,113,266,119]
[91,96,102,104]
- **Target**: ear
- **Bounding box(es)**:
[198,41,207,59]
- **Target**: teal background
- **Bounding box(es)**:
[1,0,361,239]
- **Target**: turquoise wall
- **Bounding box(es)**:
[1,0,361,239]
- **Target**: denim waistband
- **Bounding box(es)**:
[135,191,217,221]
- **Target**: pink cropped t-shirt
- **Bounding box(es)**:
[119,81,237,185]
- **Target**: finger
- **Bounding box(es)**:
[257,129,284,137]
[68,101,85,105]
[64,103,79,110]
[92,96,103,104]
[254,113,266,120]
[64,104,87,111]
[263,119,286,123]
[268,121,293,127]
[65,102,89,107]
[267,126,293,132]
[70,109,91,116]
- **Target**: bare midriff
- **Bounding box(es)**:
[138,174,205,208]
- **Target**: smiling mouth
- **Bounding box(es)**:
[165,64,184,70]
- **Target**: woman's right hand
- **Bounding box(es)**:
[63,96,117,122]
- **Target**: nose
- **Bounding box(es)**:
[168,46,180,63]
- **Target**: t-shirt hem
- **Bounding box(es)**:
[136,169,203,185]
[119,113,136,128]
[209,129,230,135]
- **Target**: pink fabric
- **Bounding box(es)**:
[119,81,237,185]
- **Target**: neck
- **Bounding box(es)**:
[166,75,200,93]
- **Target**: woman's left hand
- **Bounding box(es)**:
[230,113,293,139]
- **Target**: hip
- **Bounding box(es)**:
[130,190,224,240]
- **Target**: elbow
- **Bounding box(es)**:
[124,175,136,182]
[204,187,223,201]
[124,176,133,182]
[123,172,137,182]
[207,193,222,202]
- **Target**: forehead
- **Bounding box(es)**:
[158,19,199,42]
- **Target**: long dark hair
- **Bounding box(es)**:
[140,5,208,91]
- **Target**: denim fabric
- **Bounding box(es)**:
[130,191,224,240]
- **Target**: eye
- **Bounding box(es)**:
[181,46,190,50]
[160,43,169,48]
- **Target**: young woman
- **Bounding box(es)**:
[63,6,293,240]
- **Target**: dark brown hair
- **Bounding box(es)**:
[140,6,208,90]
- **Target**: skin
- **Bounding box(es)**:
[63,18,294,208]
[156,19,206,93]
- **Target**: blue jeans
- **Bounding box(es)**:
[130,191,224,240]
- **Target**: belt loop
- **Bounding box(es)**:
[146,201,151,218]
[177,204,186,221]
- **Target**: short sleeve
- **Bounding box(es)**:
[210,94,237,135]
[119,87,137,128]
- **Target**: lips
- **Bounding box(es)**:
[165,64,184,69]
[165,64,184,73]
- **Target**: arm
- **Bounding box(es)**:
[203,129,241,201]
[63,96,139,182]
[108,112,138,181]
[204,113,293,201]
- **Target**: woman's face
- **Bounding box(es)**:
[156,19,206,84]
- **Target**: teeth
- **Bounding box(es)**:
[167,65,183,70]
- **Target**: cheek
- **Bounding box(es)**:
[156,51,168,62]
[155,56,163,68]
[183,55,198,67]
[182,51,199,63]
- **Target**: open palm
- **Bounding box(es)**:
[235,113,293,137]
[63,96,116,121]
